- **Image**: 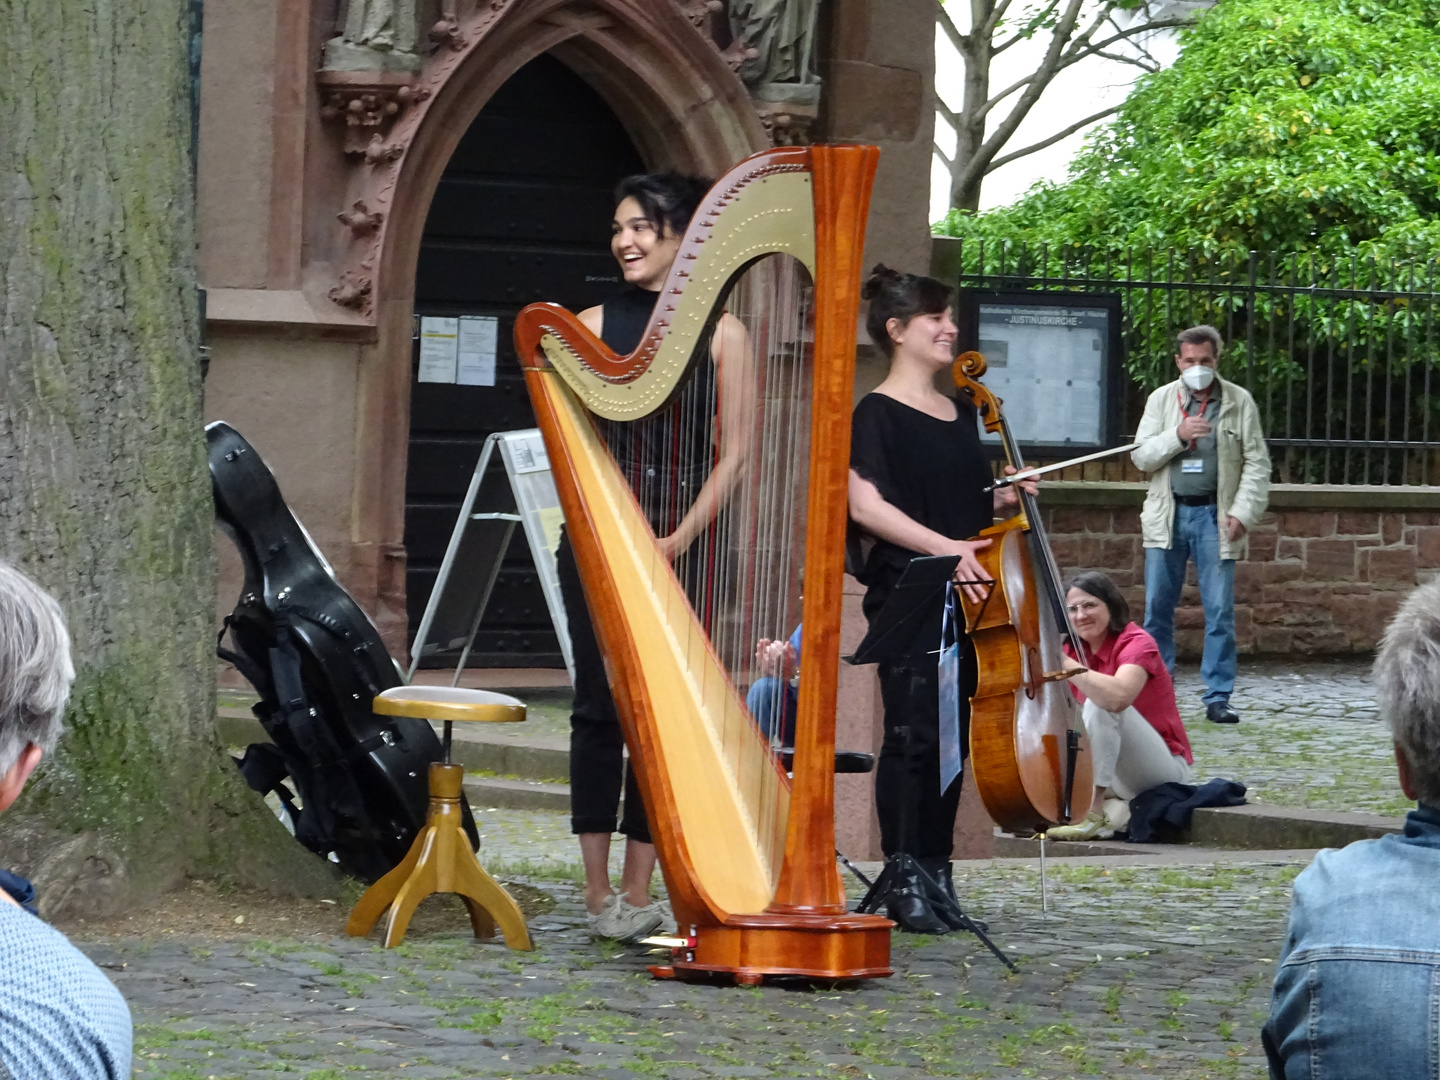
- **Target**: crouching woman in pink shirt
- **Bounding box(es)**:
[1049,570,1195,841]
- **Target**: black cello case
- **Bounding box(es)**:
[208,421,478,882]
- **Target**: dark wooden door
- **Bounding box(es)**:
[407,53,644,667]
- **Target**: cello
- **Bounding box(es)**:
[951,351,1094,834]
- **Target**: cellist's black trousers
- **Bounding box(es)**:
[875,653,974,860]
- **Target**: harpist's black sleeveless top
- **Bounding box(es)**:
[596,285,718,535]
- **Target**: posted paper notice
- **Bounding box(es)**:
[418,317,459,383]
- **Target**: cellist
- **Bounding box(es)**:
[847,266,1035,934]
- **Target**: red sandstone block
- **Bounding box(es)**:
[1233,563,1264,603]
[1408,512,1440,528]
[1283,511,1337,538]
[1261,561,1304,584]
[1234,606,1254,636]
[1051,508,1110,534]
[1336,512,1380,537]
[1363,545,1417,584]
[1416,527,1440,569]
[1252,602,1286,625]
[1280,604,1330,627]
[1280,582,1328,605]
[1100,537,1141,571]
[1276,537,1305,562]
[1112,509,1141,534]
[1255,627,1295,654]
[1049,536,1081,565]
[1175,606,1206,629]
[1337,589,1403,644]
[1247,529,1279,562]
[1383,515,1404,545]
[1174,629,1204,660]
[1303,538,1357,580]
[1294,627,1351,653]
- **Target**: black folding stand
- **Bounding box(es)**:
[841,555,1016,972]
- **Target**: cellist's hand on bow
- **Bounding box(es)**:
[993,465,1037,516]
[940,537,994,604]
[1061,653,1087,677]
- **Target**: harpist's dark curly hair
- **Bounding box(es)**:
[613,173,714,239]
[861,264,954,357]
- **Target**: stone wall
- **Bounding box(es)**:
[1043,482,1440,657]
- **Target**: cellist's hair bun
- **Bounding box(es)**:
[861,264,903,301]
[862,264,954,358]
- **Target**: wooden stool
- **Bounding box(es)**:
[345,687,533,950]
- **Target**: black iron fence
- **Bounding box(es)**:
[941,239,1440,486]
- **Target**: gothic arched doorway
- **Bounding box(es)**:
[405,52,644,668]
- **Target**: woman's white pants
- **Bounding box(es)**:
[1082,700,1193,801]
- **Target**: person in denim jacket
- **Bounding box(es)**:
[1263,578,1440,1077]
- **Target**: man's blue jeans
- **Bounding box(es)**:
[1143,502,1236,705]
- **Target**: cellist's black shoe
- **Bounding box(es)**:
[921,859,989,933]
[1206,701,1240,724]
[885,863,950,935]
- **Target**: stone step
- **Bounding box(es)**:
[1186,802,1402,849]
[462,775,570,813]
[995,802,1405,856]
[216,709,569,782]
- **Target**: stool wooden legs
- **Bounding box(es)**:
[345,763,532,950]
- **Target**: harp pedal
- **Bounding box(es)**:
[648,965,677,980]
[639,935,696,949]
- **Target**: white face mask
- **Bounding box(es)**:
[1181,364,1215,391]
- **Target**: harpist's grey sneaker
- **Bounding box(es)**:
[594,895,665,943]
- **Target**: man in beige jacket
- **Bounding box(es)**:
[1131,326,1271,724]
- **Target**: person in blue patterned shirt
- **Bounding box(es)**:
[0,560,131,1079]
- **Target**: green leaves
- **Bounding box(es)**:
[937,0,1440,265]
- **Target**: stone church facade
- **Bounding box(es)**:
[200,0,935,646]
[200,0,947,858]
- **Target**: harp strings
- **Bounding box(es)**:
[612,254,814,881]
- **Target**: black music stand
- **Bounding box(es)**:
[841,555,1016,971]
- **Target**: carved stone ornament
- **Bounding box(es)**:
[317,70,431,155]
[328,273,374,309]
[337,200,384,235]
[754,99,818,147]
[321,0,522,317]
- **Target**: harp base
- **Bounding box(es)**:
[658,912,894,985]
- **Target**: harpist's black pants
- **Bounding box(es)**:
[556,532,651,844]
[875,650,974,860]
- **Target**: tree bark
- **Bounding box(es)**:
[0,0,336,915]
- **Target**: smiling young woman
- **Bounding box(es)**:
[846,265,1032,934]
[556,172,756,945]
[1051,570,1195,841]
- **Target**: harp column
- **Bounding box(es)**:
[767,143,881,916]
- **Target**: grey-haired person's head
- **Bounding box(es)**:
[1375,579,1440,805]
[0,561,73,780]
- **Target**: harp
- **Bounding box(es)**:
[513,145,890,984]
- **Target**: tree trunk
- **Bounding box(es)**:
[0,1,336,915]
[949,21,991,214]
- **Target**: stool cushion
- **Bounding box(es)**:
[373,686,526,723]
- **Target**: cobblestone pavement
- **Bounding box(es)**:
[1174,658,1404,816]
[117,658,1386,1078]
[87,846,1300,1080]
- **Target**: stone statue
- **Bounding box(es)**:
[728,0,822,106]
[323,0,422,74]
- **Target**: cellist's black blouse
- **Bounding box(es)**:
[849,391,994,652]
